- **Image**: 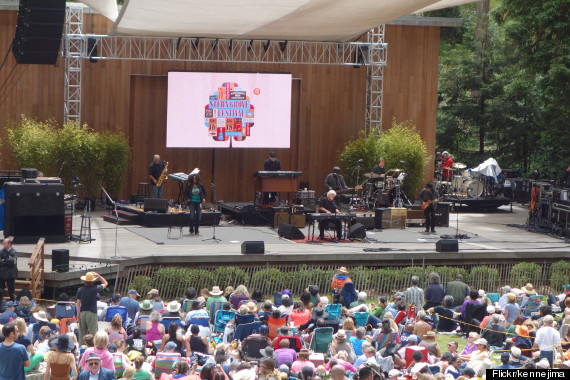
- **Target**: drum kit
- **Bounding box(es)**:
[438,162,485,197]
[359,168,408,208]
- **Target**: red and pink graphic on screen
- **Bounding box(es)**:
[167,72,292,148]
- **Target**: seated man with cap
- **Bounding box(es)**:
[119,289,140,321]
[78,352,115,380]
[100,293,127,322]
[494,352,515,369]
[0,300,18,324]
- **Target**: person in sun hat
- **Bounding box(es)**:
[163,300,182,319]
[520,283,537,308]
[147,289,164,311]
[76,271,108,346]
[206,286,227,309]
[331,267,351,291]
[45,333,79,380]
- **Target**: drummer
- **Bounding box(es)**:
[442,151,454,181]
[371,158,387,183]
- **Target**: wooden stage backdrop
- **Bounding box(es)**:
[0,11,439,202]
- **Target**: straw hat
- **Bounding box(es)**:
[521,283,537,295]
[167,301,181,313]
[238,305,248,315]
[80,271,96,282]
[147,289,159,296]
[139,299,153,310]
[209,286,223,296]
[246,301,257,313]
[336,267,349,274]
[423,330,436,339]
[515,325,529,337]
[33,310,49,322]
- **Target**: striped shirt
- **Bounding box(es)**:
[405,286,424,308]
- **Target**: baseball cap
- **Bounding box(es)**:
[111,293,121,302]
[128,289,140,296]
[165,341,177,350]
[407,334,419,343]
[259,325,269,334]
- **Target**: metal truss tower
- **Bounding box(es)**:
[366,25,387,133]
[63,5,84,123]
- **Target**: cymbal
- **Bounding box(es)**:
[453,162,467,169]
[387,168,404,172]
[364,172,383,179]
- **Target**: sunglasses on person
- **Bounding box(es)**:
[88,362,100,366]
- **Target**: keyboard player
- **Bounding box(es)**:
[263,152,281,204]
[318,190,344,240]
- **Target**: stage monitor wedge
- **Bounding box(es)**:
[277,223,305,240]
[436,239,458,252]
[241,241,265,254]
[144,198,168,213]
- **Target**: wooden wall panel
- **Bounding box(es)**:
[0,11,439,202]
[382,25,440,185]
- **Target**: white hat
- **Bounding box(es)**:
[209,286,223,296]
[33,310,49,322]
[537,359,550,369]
[474,338,488,346]
[442,151,449,155]
[167,301,181,313]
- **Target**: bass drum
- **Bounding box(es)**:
[373,190,390,207]
[463,179,483,198]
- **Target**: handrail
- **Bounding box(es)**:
[28,238,45,299]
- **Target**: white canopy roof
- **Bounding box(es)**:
[79,0,478,42]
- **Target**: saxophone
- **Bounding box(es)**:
[156,161,168,187]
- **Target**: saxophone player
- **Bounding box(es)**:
[148,154,167,198]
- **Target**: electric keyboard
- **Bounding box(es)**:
[254,171,302,178]
[168,173,189,182]
[306,213,356,221]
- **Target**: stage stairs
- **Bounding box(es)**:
[102,209,140,225]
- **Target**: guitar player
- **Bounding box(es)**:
[420,183,441,234]
[324,166,349,192]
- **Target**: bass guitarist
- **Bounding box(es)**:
[420,183,441,234]
[324,166,349,192]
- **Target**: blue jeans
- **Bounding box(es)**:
[189,202,202,232]
[151,184,164,199]
[539,350,554,368]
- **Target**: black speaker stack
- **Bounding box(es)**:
[12,0,66,65]
[241,241,265,254]
[3,182,66,243]
[436,239,458,252]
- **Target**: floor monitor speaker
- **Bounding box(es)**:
[436,239,458,252]
[348,223,367,239]
[277,223,305,240]
[241,241,265,254]
[52,249,69,272]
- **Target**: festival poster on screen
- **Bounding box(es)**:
[167,72,292,148]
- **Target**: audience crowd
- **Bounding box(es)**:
[1,269,570,380]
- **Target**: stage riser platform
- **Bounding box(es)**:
[116,204,221,227]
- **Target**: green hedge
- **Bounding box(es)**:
[126,262,558,301]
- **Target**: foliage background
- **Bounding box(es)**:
[7,116,131,198]
[429,1,570,179]
[339,121,430,199]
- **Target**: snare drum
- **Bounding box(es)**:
[452,176,463,190]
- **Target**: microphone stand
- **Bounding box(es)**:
[203,181,221,243]
[100,184,121,259]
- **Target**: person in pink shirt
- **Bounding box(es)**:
[79,331,115,372]
[325,351,356,373]
[291,349,315,373]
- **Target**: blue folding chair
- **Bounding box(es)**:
[161,317,182,331]
[486,293,500,304]
[273,292,283,307]
[188,316,210,328]
[209,301,225,325]
[354,312,369,328]
[55,302,77,319]
[325,304,342,320]
[234,321,263,341]
[214,310,235,333]
[522,295,542,316]
[235,313,255,326]
[105,306,129,326]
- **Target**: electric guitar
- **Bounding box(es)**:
[420,198,441,211]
